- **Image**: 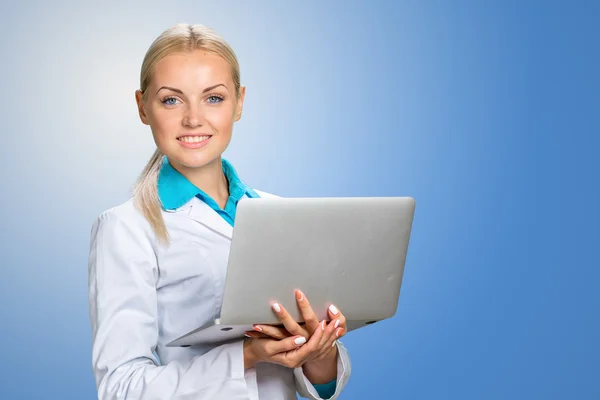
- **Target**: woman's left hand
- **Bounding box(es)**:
[244,290,346,381]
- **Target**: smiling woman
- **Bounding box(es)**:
[133,27,246,242]
[87,23,351,400]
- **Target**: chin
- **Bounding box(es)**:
[165,149,223,170]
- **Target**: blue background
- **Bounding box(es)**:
[1,1,598,398]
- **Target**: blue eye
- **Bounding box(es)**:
[162,97,179,106]
[207,95,223,104]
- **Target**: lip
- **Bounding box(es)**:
[177,133,212,139]
[177,134,212,149]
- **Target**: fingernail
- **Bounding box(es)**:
[336,327,343,337]
[272,303,281,313]
[332,340,337,347]
[334,319,340,329]
[296,290,304,301]
[329,304,339,315]
[321,320,326,331]
[244,333,251,338]
[294,337,307,345]
[253,325,262,332]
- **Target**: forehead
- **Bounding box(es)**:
[150,49,233,88]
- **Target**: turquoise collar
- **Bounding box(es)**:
[157,156,258,210]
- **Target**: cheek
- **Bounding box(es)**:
[205,107,235,132]
[149,109,181,138]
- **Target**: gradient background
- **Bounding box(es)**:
[1,1,598,399]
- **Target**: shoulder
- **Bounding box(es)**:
[90,198,155,243]
[88,199,159,283]
[94,197,146,225]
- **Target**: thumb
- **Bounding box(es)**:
[268,335,308,355]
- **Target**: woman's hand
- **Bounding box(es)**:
[243,318,326,369]
[244,290,347,383]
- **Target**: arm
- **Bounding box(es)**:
[88,210,249,399]
[294,341,351,400]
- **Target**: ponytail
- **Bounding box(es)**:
[133,148,169,245]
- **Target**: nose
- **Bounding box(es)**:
[182,102,204,127]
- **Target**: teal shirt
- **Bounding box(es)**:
[157,156,337,398]
[157,156,260,225]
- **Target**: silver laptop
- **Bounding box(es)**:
[166,196,416,347]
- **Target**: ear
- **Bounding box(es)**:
[135,90,150,125]
[234,85,246,122]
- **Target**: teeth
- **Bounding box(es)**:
[179,135,210,143]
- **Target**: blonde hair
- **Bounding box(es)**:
[133,23,241,244]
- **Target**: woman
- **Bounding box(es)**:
[88,23,351,399]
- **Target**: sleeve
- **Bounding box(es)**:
[293,341,352,400]
[88,210,251,400]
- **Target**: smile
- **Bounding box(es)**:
[177,135,212,149]
[178,135,211,143]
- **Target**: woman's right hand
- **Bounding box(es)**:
[243,321,325,369]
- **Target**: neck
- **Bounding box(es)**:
[173,157,229,206]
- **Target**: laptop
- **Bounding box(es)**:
[166,196,416,347]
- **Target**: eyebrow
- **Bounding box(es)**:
[155,84,228,95]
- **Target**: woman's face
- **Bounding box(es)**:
[135,49,245,171]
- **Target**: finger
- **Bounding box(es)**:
[295,290,320,333]
[252,324,290,340]
[294,319,326,359]
[266,334,309,356]
[312,325,342,361]
[327,303,344,321]
[322,328,342,352]
[271,302,308,337]
[244,331,272,339]
[318,317,340,349]
[328,304,347,330]
[270,320,327,367]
